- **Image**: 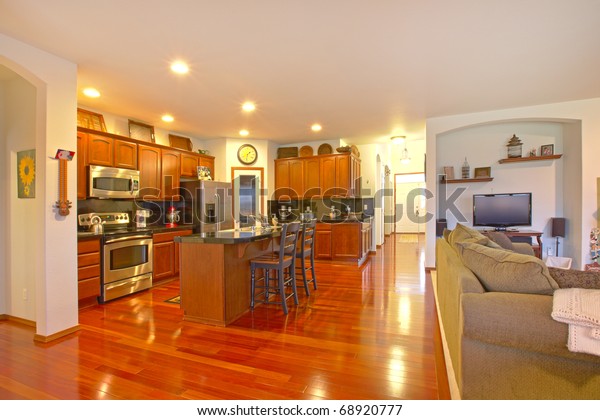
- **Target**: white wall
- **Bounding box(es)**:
[1,33,78,337]
[0,76,6,315]
[425,98,600,270]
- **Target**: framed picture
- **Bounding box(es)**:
[17,149,36,198]
[443,166,455,180]
[474,166,491,178]
[128,120,155,142]
[77,108,106,132]
[169,134,192,151]
[540,144,554,156]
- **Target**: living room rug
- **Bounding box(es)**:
[165,296,180,304]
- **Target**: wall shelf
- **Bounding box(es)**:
[498,154,562,164]
[440,177,493,184]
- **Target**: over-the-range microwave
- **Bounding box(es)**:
[89,165,140,199]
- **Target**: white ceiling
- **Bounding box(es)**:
[1,0,600,145]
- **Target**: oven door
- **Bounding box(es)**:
[103,236,153,285]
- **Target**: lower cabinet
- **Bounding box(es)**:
[153,229,192,284]
[77,237,101,308]
[314,221,371,264]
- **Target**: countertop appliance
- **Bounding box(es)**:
[89,165,140,199]
[179,180,233,233]
[78,212,153,303]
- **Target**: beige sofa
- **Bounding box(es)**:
[435,224,600,399]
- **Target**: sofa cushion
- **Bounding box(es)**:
[448,223,502,250]
[455,241,559,295]
[484,231,514,251]
[548,267,600,289]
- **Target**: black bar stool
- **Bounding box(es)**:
[250,222,301,315]
[296,219,317,295]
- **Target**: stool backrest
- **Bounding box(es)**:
[279,222,301,263]
[300,219,316,255]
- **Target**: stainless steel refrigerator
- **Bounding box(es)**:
[179,180,233,233]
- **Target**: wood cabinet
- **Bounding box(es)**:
[161,149,181,199]
[77,131,89,199]
[138,144,162,200]
[88,133,114,167]
[114,139,138,169]
[153,230,193,285]
[199,155,215,180]
[77,237,101,308]
[361,220,372,261]
[274,153,360,198]
[181,151,199,177]
[315,223,332,259]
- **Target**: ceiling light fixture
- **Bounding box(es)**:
[82,87,100,98]
[242,102,256,112]
[400,146,411,165]
[311,123,322,132]
[239,129,249,136]
[391,135,406,144]
[170,61,189,74]
[161,114,174,122]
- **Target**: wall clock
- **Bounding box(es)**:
[238,144,258,165]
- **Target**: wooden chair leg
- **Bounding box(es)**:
[300,256,310,296]
[278,267,288,315]
[310,252,317,290]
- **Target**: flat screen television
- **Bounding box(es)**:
[472,193,532,230]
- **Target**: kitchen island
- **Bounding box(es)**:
[175,228,281,326]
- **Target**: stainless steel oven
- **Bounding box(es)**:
[79,212,153,303]
[102,232,153,302]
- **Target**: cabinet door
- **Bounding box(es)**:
[181,152,199,177]
[77,131,88,199]
[161,149,181,199]
[353,157,361,196]
[331,223,360,259]
[88,134,114,166]
[320,156,337,196]
[289,159,304,198]
[114,139,138,169]
[314,224,332,259]
[199,156,215,180]
[153,241,175,283]
[275,159,291,199]
[335,154,351,197]
[303,157,321,198]
[138,145,162,200]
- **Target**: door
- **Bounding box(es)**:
[394,173,426,234]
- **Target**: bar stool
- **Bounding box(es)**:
[250,222,301,315]
[296,219,317,296]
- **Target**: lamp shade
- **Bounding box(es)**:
[551,217,566,237]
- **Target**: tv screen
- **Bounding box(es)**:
[473,193,532,229]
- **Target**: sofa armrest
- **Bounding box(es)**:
[461,292,599,362]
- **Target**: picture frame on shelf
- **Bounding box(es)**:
[128,120,155,142]
[474,166,491,178]
[540,144,554,156]
[169,134,192,151]
[77,108,106,132]
[443,166,455,180]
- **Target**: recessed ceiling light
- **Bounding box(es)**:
[83,87,100,98]
[311,123,322,132]
[242,102,256,112]
[170,61,189,74]
[161,114,174,123]
[239,129,249,136]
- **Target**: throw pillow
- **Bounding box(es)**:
[447,223,503,250]
[484,231,515,251]
[548,267,600,290]
[455,241,559,295]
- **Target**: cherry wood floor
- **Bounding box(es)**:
[0,234,449,400]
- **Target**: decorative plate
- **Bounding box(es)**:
[351,145,360,157]
[318,143,333,155]
[299,145,313,157]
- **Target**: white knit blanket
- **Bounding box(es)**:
[552,288,600,356]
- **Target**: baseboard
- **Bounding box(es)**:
[0,314,36,327]
[34,324,80,343]
[431,270,461,400]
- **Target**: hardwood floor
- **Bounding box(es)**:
[0,234,449,400]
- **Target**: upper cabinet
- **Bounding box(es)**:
[274,152,361,199]
[77,127,215,201]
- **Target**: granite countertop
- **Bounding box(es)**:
[77,224,196,240]
[175,226,282,245]
[318,215,373,223]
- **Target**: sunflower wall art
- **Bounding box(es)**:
[17,149,36,198]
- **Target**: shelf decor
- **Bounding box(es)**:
[506,134,523,158]
[474,166,491,178]
[540,144,554,156]
[498,154,562,164]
